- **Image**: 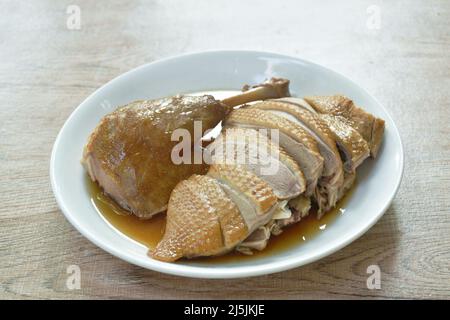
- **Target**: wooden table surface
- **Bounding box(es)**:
[1,0,449,299]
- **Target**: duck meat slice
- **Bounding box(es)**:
[320,114,370,172]
[206,127,306,200]
[249,101,344,213]
[207,164,278,234]
[304,95,385,157]
[225,108,324,197]
[151,175,248,261]
[152,165,280,261]
[269,98,370,173]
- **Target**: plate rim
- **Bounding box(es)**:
[50,50,404,279]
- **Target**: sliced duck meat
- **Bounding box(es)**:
[225,108,324,197]
[152,164,282,262]
[236,222,276,254]
[272,97,317,113]
[249,101,343,178]
[237,199,294,255]
[238,194,313,254]
[320,114,370,172]
[304,95,385,157]
[248,101,344,213]
[277,196,312,228]
[206,128,306,200]
[337,172,356,202]
[268,98,370,172]
[207,164,278,234]
[151,175,248,262]
[289,195,312,219]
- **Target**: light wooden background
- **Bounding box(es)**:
[1,0,449,299]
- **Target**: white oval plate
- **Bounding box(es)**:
[50,51,403,279]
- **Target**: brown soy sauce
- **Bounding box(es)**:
[87,175,355,264]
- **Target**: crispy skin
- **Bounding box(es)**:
[151,175,248,262]
[304,95,385,157]
[83,95,230,218]
[320,114,370,172]
[207,164,278,217]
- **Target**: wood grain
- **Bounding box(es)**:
[1,0,449,299]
